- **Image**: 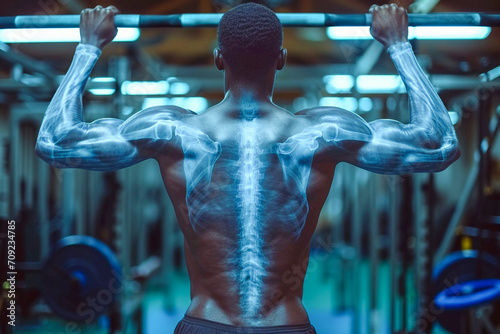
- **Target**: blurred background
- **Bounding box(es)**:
[1,0,500,333]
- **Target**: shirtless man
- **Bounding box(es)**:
[36,3,460,333]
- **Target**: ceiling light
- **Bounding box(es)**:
[89,88,116,96]
[356,75,406,94]
[327,26,491,40]
[121,81,169,95]
[0,28,140,43]
[142,98,169,109]
[142,97,208,113]
[358,97,373,113]
[172,97,208,112]
[169,82,190,95]
[91,77,116,83]
[409,26,491,40]
[319,97,358,112]
[89,77,116,95]
[323,75,355,93]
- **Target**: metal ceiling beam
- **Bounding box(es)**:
[144,0,192,15]
[2,72,497,94]
[0,42,59,82]
[60,0,86,14]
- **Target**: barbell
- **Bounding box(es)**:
[0,12,499,29]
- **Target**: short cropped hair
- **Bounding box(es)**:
[217,3,283,74]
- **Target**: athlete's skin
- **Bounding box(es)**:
[36,4,460,326]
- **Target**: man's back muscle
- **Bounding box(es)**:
[154,101,338,325]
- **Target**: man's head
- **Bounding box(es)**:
[215,3,286,76]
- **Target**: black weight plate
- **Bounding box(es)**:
[40,235,121,322]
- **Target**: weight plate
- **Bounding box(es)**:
[40,235,121,322]
[432,250,500,333]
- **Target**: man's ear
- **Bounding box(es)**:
[214,48,224,71]
[277,48,287,71]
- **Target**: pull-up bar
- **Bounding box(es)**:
[0,13,499,29]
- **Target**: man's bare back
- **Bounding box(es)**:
[154,100,338,325]
[35,3,460,332]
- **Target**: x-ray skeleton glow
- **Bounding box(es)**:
[235,102,267,317]
[36,42,459,320]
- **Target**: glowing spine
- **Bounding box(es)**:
[237,118,265,318]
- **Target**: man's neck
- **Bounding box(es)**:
[223,70,276,104]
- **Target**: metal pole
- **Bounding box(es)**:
[369,174,380,334]
[352,168,362,334]
[389,176,399,334]
[0,13,499,29]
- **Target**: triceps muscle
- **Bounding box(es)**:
[35,44,160,171]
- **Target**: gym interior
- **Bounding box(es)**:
[1,0,500,333]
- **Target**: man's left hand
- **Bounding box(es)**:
[80,5,120,50]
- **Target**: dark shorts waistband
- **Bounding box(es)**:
[174,315,317,334]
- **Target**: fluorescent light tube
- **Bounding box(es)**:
[319,97,358,112]
[318,97,374,113]
[358,97,373,112]
[142,98,169,109]
[169,82,190,95]
[121,81,169,95]
[356,75,406,94]
[142,97,208,113]
[89,88,116,96]
[323,75,355,93]
[0,28,140,43]
[327,26,491,40]
[89,77,116,95]
[91,77,116,83]
[177,97,207,112]
[326,26,372,40]
[409,26,491,39]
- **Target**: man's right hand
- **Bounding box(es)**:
[369,4,408,49]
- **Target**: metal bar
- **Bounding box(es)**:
[434,157,479,264]
[368,174,380,333]
[480,64,500,82]
[0,13,499,29]
[388,178,399,334]
[476,87,492,281]
[434,103,500,264]
[351,168,361,334]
